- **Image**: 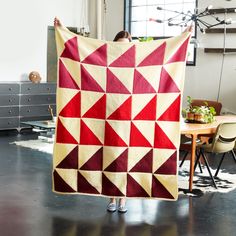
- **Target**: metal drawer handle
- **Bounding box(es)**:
[8,122,11,125]
[27,87,31,90]
[8,110,12,114]
[9,88,12,91]
[47,87,50,91]
[47,97,51,101]
[28,98,31,102]
[27,110,30,113]
[9,99,13,102]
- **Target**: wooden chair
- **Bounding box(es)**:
[179,99,223,168]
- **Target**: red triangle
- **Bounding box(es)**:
[59,92,81,117]
[80,147,103,171]
[138,42,166,67]
[83,94,106,119]
[82,44,107,66]
[109,45,135,67]
[56,146,78,169]
[151,176,174,199]
[155,151,177,175]
[104,149,128,172]
[106,68,130,94]
[167,37,190,63]
[134,95,157,120]
[53,171,76,192]
[104,122,128,147]
[158,68,180,93]
[61,37,80,61]
[56,118,78,144]
[78,171,100,194]
[81,65,104,92]
[107,96,131,120]
[127,174,150,197]
[102,173,125,196]
[80,120,103,145]
[158,95,181,121]
[133,69,156,94]
[59,60,80,89]
[154,123,176,149]
[130,149,153,173]
[129,122,152,147]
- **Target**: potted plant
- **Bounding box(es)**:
[183,96,195,120]
[183,97,216,123]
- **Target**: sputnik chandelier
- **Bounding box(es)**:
[150,5,235,33]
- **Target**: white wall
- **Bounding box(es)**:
[184,0,236,113]
[0,0,78,82]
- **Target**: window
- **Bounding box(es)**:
[124,0,197,65]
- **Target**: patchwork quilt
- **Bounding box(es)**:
[53,26,191,200]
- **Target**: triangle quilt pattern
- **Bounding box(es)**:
[82,44,107,66]
[106,68,130,94]
[59,59,80,90]
[56,146,78,169]
[109,45,135,67]
[53,26,191,200]
[133,69,156,94]
[60,36,80,62]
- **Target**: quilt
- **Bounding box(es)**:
[53,26,191,200]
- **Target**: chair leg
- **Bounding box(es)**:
[196,149,203,173]
[179,150,188,167]
[200,149,217,189]
[231,150,236,163]
[214,153,226,178]
[198,162,203,173]
[194,151,201,171]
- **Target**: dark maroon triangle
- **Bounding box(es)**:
[81,44,107,66]
[167,37,190,63]
[59,59,80,89]
[53,170,76,192]
[138,42,166,67]
[102,173,125,196]
[133,69,156,94]
[158,67,180,93]
[106,68,130,94]
[77,171,100,194]
[151,176,174,199]
[109,45,135,67]
[56,146,78,169]
[130,149,153,173]
[61,37,80,61]
[126,174,150,197]
[104,149,128,172]
[80,64,104,92]
[80,147,103,171]
[155,151,177,175]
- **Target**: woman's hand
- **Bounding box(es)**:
[54,17,62,27]
[183,24,194,33]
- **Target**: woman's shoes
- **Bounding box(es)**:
[107,203,127,213]
[118,205,127,213]
[107,203,116,212]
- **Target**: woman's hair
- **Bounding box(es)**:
[113,30,132,42]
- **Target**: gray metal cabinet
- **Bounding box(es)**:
[0,82,56,130]
[0,84,20,130]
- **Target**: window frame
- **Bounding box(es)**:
[124,0,197,66]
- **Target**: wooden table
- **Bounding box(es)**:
[180,115,236,192]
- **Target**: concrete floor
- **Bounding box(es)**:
[0,131,236,236]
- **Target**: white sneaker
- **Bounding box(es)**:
[107,203,116,212]
[118,205,127,213]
